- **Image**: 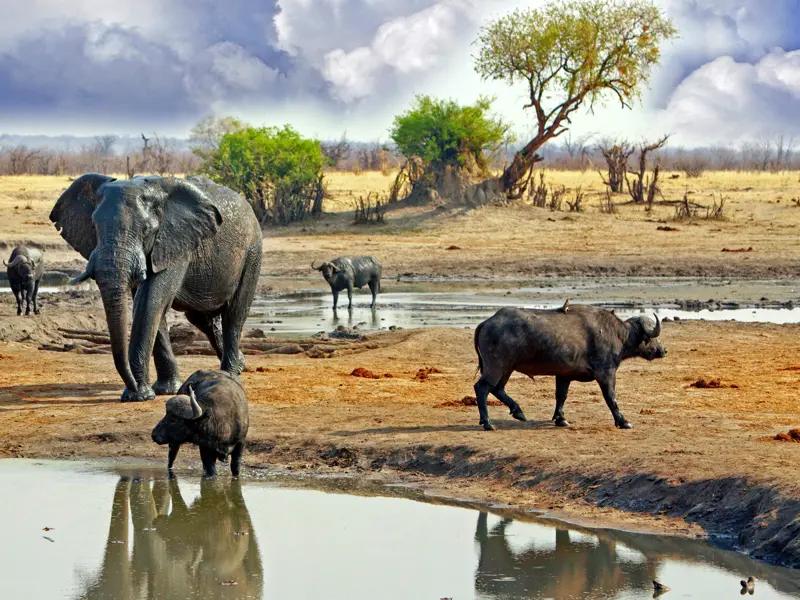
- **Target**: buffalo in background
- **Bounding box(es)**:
[312,256,382,310]
[5,245,44,316]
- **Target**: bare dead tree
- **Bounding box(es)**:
[563,132,595,172]
[93,135,118,157]
[599,140,634,193]
[626,135,669,205]
[149,133,176,175]
[321,132,352,170]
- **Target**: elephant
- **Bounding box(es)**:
[50,174,262,402]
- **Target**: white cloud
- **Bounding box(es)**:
[663,49,800,144]
[321,0,474,102]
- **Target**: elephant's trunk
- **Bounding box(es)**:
[94,256,139,393]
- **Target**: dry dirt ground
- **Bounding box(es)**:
[1,172,800,567]
[0,295,799,566]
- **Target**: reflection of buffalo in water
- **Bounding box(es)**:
[76,474,262,600]
[474,511,658,599]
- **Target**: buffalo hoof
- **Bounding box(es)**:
[153,377,182,396]
[554,416,570,427]
[34,309,40,315]
[511,409,527,422]
[121,385,156,402]
[615,420,633,429]
[481,421,496,431]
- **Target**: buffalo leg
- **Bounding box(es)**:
[346,283,353,311]
[553,377,571,427]
[597,372,632,429]
[368,280,378,309]
[32,280,40,314]
[491,377,526,421]
[13,288,21,315]
[230,442,244,477]
[199,446,218,478]
[474,378,495,431]
[331,287,339,310]
[24,286,31,315]
[167,443,180,471]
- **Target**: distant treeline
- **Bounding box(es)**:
[0,131,797,176]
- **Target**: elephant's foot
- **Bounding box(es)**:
[153,377,182,396]
[222,351,246,376]
[121,385,156,402]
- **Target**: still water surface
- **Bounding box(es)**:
[0,460,798,600]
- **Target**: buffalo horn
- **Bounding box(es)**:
[643,314,661,338]
[188,386,203,419]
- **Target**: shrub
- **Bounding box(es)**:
[390,95,510,174]
[200,125,327,225]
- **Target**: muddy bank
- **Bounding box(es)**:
[1,321,799,568]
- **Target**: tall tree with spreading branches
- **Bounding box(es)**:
[474,0,677,198]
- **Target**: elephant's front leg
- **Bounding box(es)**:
[152,314,181,395]
[126,274,183,402]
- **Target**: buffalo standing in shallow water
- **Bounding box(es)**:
[151,370,249,477]
[312,256,382,310]
[5,245,44,316]
[473,305,666,431]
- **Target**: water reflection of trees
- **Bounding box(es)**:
[76,475,263,600]
[474,511,658,599]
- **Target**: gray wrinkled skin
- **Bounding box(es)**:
[312,256,382,310]
[473,305,667,431]
[50,174,262,402]
[4,245,44,316]
[151,370,249,477]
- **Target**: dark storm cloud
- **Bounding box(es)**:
[0,0,330,132]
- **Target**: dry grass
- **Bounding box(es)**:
[2,171,800,277]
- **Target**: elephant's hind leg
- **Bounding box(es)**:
[152,314,181,395]
[185,311,224,360]
[220,245,261,375]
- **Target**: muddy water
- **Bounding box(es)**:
[1,460,798,600]
[248,278,800,336]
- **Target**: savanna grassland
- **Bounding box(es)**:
[4,169,799,278]
[1,170,800,566]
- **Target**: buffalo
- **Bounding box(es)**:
[311,256,382,310]
[473,304,666,431]
[151,370,249,477]
[4,245,44,316]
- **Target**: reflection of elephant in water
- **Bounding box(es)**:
[50,174,262,401]
[76,475,263,599]
[474,512,658,600]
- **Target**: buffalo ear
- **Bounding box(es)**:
[150,177,223,273]
[49,174,116,260]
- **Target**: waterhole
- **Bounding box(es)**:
[0,460,797,600]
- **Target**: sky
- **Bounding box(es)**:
[0,0,799,146]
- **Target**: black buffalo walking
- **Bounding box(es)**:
[473,305,667,431]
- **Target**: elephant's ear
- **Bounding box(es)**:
[49,174,116,260]
[151,177,223,273]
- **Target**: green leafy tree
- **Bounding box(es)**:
[475,0,677,197]
[200,125,327,225]
[390,95,510,174]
